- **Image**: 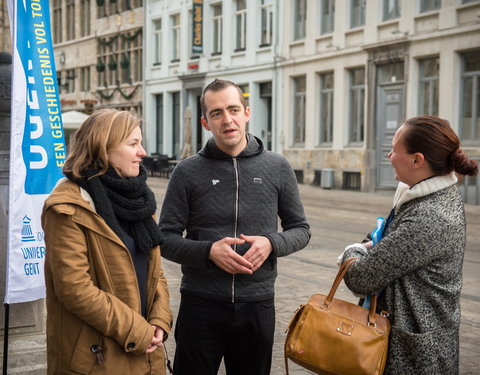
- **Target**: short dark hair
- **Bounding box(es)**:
[403,116,478,177]
[200,79,246,117]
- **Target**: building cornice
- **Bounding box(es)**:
[280,47,365,67]
[144,61,277,85]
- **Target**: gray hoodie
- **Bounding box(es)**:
[159,134,311,302]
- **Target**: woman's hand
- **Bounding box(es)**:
[363,240,373,250]
[145,324,165,354]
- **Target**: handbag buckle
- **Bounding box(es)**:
[336,321,354,336]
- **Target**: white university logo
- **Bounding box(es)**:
[212,179,220,185]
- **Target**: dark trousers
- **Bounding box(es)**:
[173,294,275,375]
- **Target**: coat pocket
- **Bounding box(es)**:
[148,346,167,375]
[388,326,458,374]
[69,324,98,374]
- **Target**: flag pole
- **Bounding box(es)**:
[2,5,12,372]
[3,303,9,375]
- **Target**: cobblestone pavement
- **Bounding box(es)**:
[149,177,480,375]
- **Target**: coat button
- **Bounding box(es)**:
[127,342,136,350]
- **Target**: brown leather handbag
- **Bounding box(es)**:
[284,258,390,375]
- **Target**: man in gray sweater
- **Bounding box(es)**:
[159,79,311,375]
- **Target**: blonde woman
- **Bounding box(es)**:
[42,109,172,374]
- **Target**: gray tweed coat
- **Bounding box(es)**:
[341,174,465,375]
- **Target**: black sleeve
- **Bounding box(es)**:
[158,165,214,268]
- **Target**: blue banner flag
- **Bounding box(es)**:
[6,0,65,303]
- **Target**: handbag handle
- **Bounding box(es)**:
[323,258,378,326]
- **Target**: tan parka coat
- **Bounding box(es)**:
[42,179,172,375]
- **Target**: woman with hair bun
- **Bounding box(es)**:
[339,116,478,374]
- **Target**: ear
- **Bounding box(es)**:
[201,116,210,131]
[411,153,425,169]
[244,106,251,122]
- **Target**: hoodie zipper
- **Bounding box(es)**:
[232,158,240,303]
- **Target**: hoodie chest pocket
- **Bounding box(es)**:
[240,176,278,208]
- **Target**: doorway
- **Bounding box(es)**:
[259,81,273,150]
[375,62,405,188]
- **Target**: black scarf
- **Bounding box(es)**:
[67,165,164,253]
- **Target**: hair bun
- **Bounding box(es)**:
[452,149,478,177]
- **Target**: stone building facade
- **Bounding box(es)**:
[143,0,480,194]
[280,0,480,192]
[143,0,282,159]
[1,0,12,54]
[50,0,144,123]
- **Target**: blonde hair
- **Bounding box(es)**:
[63,109,141,179]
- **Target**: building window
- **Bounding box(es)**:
[235,0,247,51]
[320,0,335,34]
[260,0,273,47]
[56,71,62,94]
[172,92,181,159]
[66,0,75,41]
[80,0,91,37]
[293,76,306,144]
[461,50,480,142]
[108,0,119,15]
[350,0,365,28]
[132,32,142,83]
[131,0,142,8]
[420,0,440,13]
[378,61,404,83]
[65,69,75,93]
[118,30,143,84]
[171,13,181,62]
[98,0,106,18]
[52,0,62,44]
[383,0,400,21]
[97,29,142,87]
[294,0,307,40]
[153,19,162,65]
[80,66,90,92]
[319,72,334,144]
[97,42,108,87]
[156,94,164,154]
[96,37,118,86]
[259,82,273,150]
[419,57,439,116]
[107,37,119,86]
[212,3,222,54]
[349,68,365,143]
[121,0,131,12]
